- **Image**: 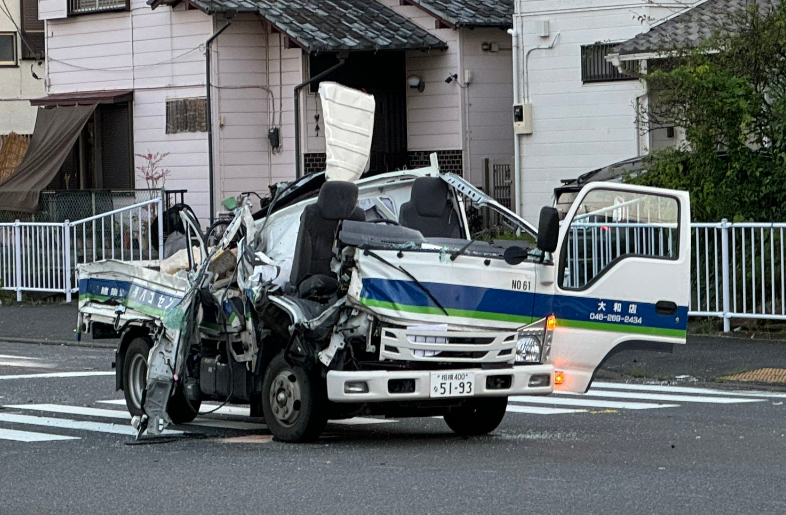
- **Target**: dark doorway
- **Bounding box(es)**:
[46,102,133,190]
[309,52,407,174]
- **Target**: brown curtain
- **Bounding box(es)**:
[0,105,96,213]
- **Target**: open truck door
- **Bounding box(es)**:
[544,182,691,393]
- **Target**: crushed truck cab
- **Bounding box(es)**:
[77,161,690,442]
[77,83,691,442]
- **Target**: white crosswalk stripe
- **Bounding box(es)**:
[0,382,777,442]
[0,427,79,442]
[0,354,54,369]
[0,399,397,443]
[506,405,587,415]
[0,371,114,380]
[505,382,770,416]
[509,395,679,410]
[6,404,268,431]
[591,381,786,398]
[0,413,182,437]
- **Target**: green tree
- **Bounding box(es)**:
[630,1,786,222]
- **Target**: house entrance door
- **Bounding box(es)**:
[309,52,407,174]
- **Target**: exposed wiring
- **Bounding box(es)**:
[0,0,38,59]
[524,32,560,103]
[47,45,204,72]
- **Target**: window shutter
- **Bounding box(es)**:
[21,0,44,60]
[166,98,207,134]
[22,0,44,32]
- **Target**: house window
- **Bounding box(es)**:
[0,33,17,66]
[21,0,44,59]
[69,0,128,15]
[166,98,207,134]
[581,43,637,83]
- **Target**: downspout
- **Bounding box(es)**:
[205,16,233,224]
[507,26,522,216]
[294,55,347,179]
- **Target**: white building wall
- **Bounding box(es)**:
[214,16,302,202]
[45,4,305,220]
[461,27,514,186]
[46,0,214,219]
[381,0,462,153]
[0,0,45,136]
[514,0,695,224]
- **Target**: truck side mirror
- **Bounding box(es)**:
[537,207,559,253]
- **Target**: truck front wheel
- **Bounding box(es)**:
[261,353,327,443]
[444,397,508,436]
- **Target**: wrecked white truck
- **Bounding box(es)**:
[77,84,692,442]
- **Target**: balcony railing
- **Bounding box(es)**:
[69,0,127,14]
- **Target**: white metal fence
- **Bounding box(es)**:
[0,198,163,302]
[690,220,786,331]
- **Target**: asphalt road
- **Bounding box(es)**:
[1,342,785,515]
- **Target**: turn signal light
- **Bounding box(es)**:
[547,315,557,331]
[554,370,565,385]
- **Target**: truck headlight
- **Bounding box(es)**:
[515,335,542,363]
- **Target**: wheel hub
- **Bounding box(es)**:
[269,371,301,427]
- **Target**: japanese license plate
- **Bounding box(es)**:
[430,371,475,398]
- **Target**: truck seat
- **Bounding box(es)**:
[399,177,462,238]
[290,181,365,297]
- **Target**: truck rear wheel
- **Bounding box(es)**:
[444,397,508,436]
[122,336,200,423]
[261,353,327,443]
[123,337,150,417]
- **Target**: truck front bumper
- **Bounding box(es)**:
[326,365,554,402]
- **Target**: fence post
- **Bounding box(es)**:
[63,220,72,303]
[157,196,164,264]
[13,220,22,303]
[720,218,731,333]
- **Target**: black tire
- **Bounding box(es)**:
[261,353,327,443]
[122,337,151,417]
[444,397,508,436]
[167,386,201,424]
[122,335,201,423]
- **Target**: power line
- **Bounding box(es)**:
[0,0,40,59]
[48,45,205,72]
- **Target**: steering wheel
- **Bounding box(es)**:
[370,218,400,226]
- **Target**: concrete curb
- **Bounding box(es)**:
[0,337,116,350]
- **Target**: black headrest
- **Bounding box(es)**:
[317,181,360,220]
[410,177,449,218]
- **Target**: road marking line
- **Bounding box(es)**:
[506,405,587,415]
[571,390,765,404]
[0,427,80,442]
[100,399,256,419]
[329,417,397,425]
[0,354,42,360]
[510,396,679,410]
[0,413,182,436]
[7,404,267,431]
[0,428,81,442]
[591,381,786,398]
[0,360,55,369]
[0,371,114,380]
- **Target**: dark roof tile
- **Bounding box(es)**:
[616,0,779,56]
[176,0,448,52]
[404,0,512,28]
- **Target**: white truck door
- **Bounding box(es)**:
[546,183,691,393]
